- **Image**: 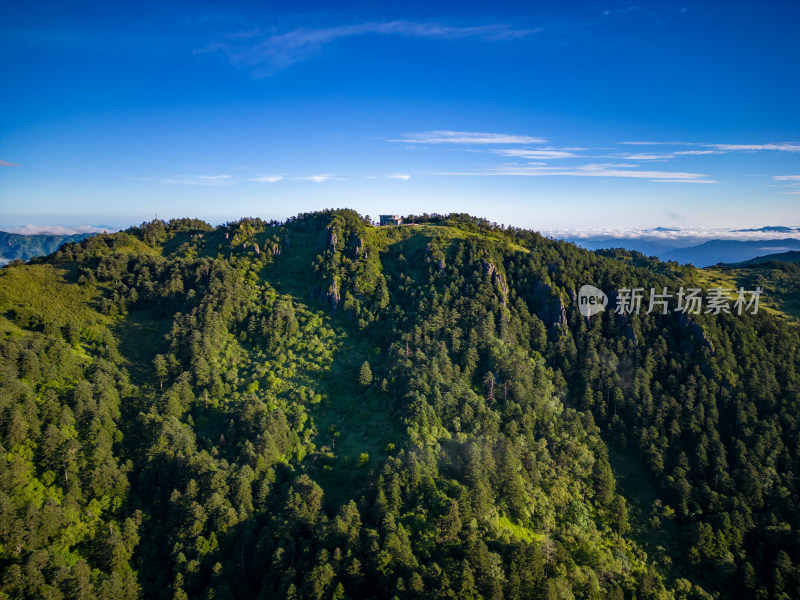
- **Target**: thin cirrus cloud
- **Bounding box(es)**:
[773,175,800,194]
[364,174,411,180]
[710,143,800,152]
[201,21,539,74]
[0,159,20,167]
[390,130,547,144]
[162,175,234,186]
[295,174,345,182]
[436,163,716,183]
[492,148,579,160]
[621,141,800,153]
[249,175,283,183]
[623,150,720,160]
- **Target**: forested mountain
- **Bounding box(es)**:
[0,231,96,264]
[0,210,798,600]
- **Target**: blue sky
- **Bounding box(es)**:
[1,0,799,232]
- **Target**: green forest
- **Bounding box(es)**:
[0,210,797,599]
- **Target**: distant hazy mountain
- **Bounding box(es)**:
[571,237,677,257]
[0,231,95,264]
[662,238,800,267]
[567,228,800,267]
[732,249,800,266]
[733,226,800,233]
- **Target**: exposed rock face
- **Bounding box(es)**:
[568,288,577,305]
[532,280,567,330]
[327,278,340,313]
[352,234,366,258]
[481,260,509,305]
[327,228,338,252]
[438,259,446,273]
[679,312,715,355]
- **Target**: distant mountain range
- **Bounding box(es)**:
[0,231,95,265]
[732,250,800,266]
[732,226,800,233]
[661,238,800,267]
[569,228,800,267]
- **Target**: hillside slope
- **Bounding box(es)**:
[0,211,798,600]
[0,231,96,264]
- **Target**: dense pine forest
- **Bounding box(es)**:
[0,209,798,599]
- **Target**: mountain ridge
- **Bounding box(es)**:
[0,210,797,600]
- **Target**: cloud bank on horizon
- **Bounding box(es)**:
[3,224,113,236]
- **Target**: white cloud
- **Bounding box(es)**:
[386,174,411,180]
[436,162,715,182]
[710,143,800,152]
[648,179,718,184]
[202,21,539,74]
[619,141,698,146]
[774,175,800,181]
[390,130,547,144]
[296,174,345,182]
[623,149,722,160]
[540,225,800,242]
[492,148,578,159]
[624,153,674,160]
[620,141,800,153]
[162,174,234,186]
[249,175,283,183]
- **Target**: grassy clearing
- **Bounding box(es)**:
[494,514,544,543]
[0,264,110,334]
[376,223,530,254]
[696,266,799,324]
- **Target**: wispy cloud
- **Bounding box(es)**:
[249,175,283,183]
[295,174,345,182]
[773,175,800,181]
[390,130,546,144]
[492,148,579,159]
[364,173,411,180]
[436,162,716,183]
[5,224,112,235]
[619,141,697,146]
[621,141,800,153]
[201,21,539,74]
[162,174,234,186]
[710,143,800,153]
[0,159,20,167]
[624,150,720,160]
[542,225,800,243]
